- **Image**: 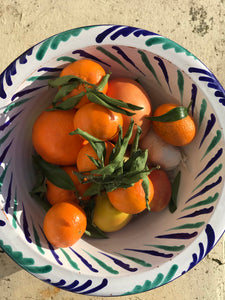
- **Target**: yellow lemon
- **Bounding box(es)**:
[93,192,132,232]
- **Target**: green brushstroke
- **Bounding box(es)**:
[198,99,207,130]
[36,38,52,61]
[36,26,94,61]
[12,193,18,229]
[0,239,52,274]
[32,224,45,255]
[96,46,129,71]
[137,50,161,85]
[146,244,185,252]
[145,37,196,58]
[57,56,77,63]
[84,250,119,274]
[168,222,205,230]
[123,264,178,295]
[27,75,56,82]
[115,252,152,267]
[60,248,79,270]
[3,98,30,114]
[161,264,179,285]
[0,128,14,145]
[0,163,9,193]
[182,193,219,211]
[192,164,223,192]
[151,273,164,289]
[177,70,184,104]
[201,130,222,160]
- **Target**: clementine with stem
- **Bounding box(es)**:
[73,102,123,140]
[60,59,108,108]
[107,177,154,214]
[107,77,152,143]
[152,103,196,146]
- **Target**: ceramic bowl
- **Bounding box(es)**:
[0,25,225,297]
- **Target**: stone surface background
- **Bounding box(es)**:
[0,0,225,299]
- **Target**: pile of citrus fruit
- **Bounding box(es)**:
[31,59,196,248]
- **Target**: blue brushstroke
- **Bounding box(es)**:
[156,232,198,239]
[188,67,225,106]
[0,220,6,226]
[154,56,171,92]
[70,248,98,273]
[112,46,145,75]
[195,148,223,179]
[0,141,13,164]
[179,206,214,219]
[0,47,33,99]
[191,84,197,116]
[186,176,222,203]
[199,114,216,148]
[81,279,108,295]
[182,224,215,274]
[22,203,32,243]
[124,248,173,258]
[37,67,62,73]
[0,111,22,131]
[69,280,92,292]
[96,25,157,43]
[100,252,138,272]
[11,85,47,101]
[96,25,122,43]
[4,172,13,213]
[72,49,111,67]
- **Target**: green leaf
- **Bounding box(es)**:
[83,183,102,197]
[47,92,85,111]
[91,119,134,176]
[86,155,102,168]
[48,75,80,87]
[70,128,106,167]
[147,106,188,122]
[85,224,108,239]
[96,73,111,91]
[142,175,150,211]
[52,81,79,104]
[124,149,148,173]
[70,119,151,204]
[109,125,123,163]
[86,91,136,116]
[131,126,142,154]
[95,90,143,111]
[32,155,75,190]
[169,170,181,213]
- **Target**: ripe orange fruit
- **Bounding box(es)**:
[63,166,91,201]
[43,202,87,248]
[73,102,123,140]
[106,77,152,143]
[107,178,154,214]
[60,59,108,108]
[45,165,91,205]
[148,169,172,212]
[152,103,196,146]
[77,141,114,172]
[32,109,84,165]
[45,180,78,206]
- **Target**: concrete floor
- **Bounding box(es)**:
[0,0,225,299]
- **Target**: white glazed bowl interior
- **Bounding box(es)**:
[0,25,225,296]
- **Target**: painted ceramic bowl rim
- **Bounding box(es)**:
[0,24,225,296]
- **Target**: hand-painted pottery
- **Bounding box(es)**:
[0,25,225,296]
